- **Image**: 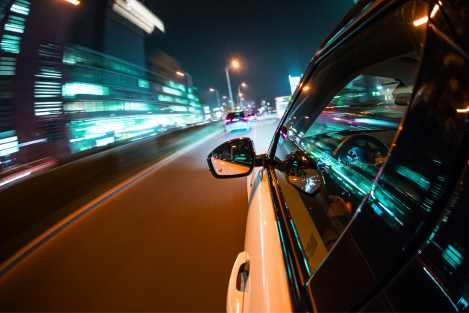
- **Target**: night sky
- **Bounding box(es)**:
[147,0,352,102]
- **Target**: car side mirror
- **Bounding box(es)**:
[207,138,256,179]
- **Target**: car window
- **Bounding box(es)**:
[275,72,411,274]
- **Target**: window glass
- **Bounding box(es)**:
[275,71,414,274]
[416,167,469,311]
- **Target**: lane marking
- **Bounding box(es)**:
[0,129,223,278]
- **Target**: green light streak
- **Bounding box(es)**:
[167,81,186,92]
[162,86,183,96]
[442,244,463,270]
[0,57,15,76]
[0,34,21,54]
[62,82,110,97]
[138,79,150,89]
[395,165,431,191]
[0,130,19,156]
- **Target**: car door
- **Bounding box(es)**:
[225,163,294,313]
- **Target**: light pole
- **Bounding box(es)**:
[225,59,241,111]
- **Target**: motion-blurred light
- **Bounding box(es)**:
[62,82,109,97]
[64,0,80,6]
[113,0,165,34]
[288,74,301,94]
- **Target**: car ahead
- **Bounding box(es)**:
[207,1,469,312]
[224,111,251,133]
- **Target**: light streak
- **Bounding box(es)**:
[64,0,80,5]
[413,4,440,27]
[113,0,165,34]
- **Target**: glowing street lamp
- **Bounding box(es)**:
[175,71,193,88]
[231,59,241,69]
[237,82,248,106]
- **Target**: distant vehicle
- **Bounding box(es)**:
[224,111,251,133]
[246,112,257,122]
[207,1,469,312]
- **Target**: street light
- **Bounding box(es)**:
[237,82,248,107]
[209,87,221,108]
[176,71,193,88]
[225,58,242,111]
[231,59,241,69]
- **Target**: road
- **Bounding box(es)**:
[0,119,279,312]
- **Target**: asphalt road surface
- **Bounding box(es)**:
[0,119,279,312]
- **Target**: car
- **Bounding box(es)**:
[207,0,469,312]
[224,111,251,133]
[246,112,257,122]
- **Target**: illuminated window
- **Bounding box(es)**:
[0,57,15,75]
[62,82,110,97]
[0,130,19,156]
[0,34,21,54]
[4,15,26,33]
[138,79,150,89]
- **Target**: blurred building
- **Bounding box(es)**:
[0,0,204,177]
[69,0,165,68]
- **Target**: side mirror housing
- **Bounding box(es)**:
[207,138,256,179]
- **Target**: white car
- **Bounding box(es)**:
[208,1,469,312]
[224,111,251,133]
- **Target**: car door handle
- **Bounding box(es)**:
[227,251,250,313]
